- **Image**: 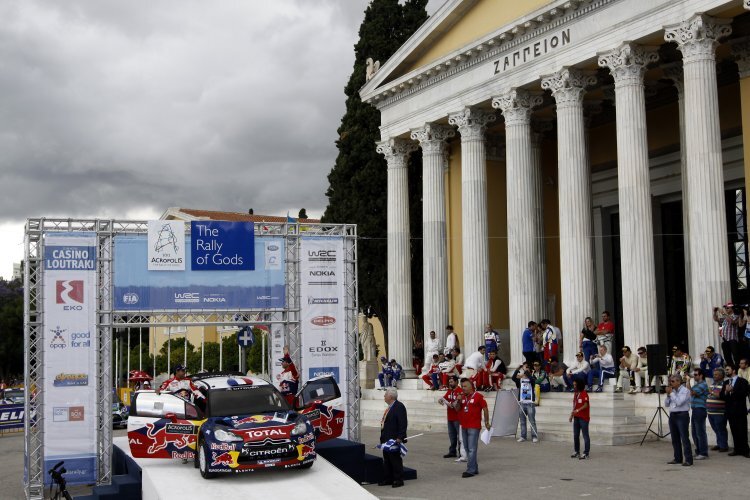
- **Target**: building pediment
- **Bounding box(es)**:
[360,0,595,106]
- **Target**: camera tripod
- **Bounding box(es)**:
[640,377,670,445]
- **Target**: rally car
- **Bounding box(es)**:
[127,372,344,478]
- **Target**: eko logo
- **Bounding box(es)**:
[56,280,84,305]
[310,316,336,327]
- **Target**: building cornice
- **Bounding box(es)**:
[361,0,615,107]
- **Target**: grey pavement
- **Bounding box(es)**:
[4,426,749,499]
[359,425,750,500]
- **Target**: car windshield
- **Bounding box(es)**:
[208,386,289,417]
[5,390,24,403]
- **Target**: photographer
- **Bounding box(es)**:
[699,345,724,381]
[512,363,538,443]
[714,303,740,366]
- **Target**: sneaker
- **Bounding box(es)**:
[586,385,593,392]
[628,388,637,394]
[455,457,467,462]
[532,437,539,443]
[695,455,708,460]
[570,452,580,459]
[643,387,653,394]
[566,387,574,392]
[443,453,457,458]
[595,386,603,393]
[517,437,526,442]
[614,387,622,393]
[579,454,588,460]
[461,472,475,478]
[711,446,720,451]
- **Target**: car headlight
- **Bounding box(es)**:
[214,429,243,442]
[291,419,308,436]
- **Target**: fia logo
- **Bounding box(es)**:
[123,293,139,305]
[56,280,84,305]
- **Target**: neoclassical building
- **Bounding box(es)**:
[360,0,750,371]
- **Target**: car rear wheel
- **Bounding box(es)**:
[198,439,216,479]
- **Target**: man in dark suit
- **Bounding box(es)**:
[720,363,749,457]
[379,387,408,488]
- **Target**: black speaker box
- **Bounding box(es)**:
[646,344,668,376]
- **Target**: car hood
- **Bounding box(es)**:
[214,411,300,431]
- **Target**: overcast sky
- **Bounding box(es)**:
[0,0,440,279]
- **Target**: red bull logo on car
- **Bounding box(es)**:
[211,451,240,468]
[145,422,195,454]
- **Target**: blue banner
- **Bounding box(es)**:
[0,404,24,430]
[113,234,285,310]
[191,221,255,271]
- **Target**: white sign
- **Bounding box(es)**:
[269,323,286,382]
[300,237,347,434]
[147,220,185,270]
[42,233,98,484]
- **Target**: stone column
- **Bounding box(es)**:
[665,14,732,355]
[541,68,597,363]
[377,138,419,376]
[411,123,455,349]
[598,43,660,351]
[663,62,694,353]
[447,107,497,352]
[732,39,750,242]
[492,90,545,366]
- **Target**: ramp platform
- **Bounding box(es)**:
[113,436,377,500]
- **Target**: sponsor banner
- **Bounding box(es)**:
[190,221,255,271]
[0,404,24,430]
[299,237,347,436]
[42,233,98,485]
[147,220,185,271]
[113,234,285,310]
[269,323,286,383]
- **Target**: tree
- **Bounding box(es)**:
[298,208,308,220]
[322,0,428,350]
[0,278,23,381]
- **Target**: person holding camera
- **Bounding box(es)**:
[512,362,538,443]
[587,345,616,392]
[714,303,740,367]
[615,346,638,394]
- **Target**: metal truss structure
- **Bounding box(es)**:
[24,218,358,499]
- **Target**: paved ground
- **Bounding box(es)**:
[359,425,750,500]
[4,425,749,499]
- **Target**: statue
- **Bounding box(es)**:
[360,315,375,362]
[365,58,380,82]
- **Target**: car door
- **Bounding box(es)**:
[296,376,345,443]
[127,391,204,459]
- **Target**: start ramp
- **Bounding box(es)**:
[113,436,376,500]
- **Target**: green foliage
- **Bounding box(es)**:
[0,278,23,381]
[322,0,428,347]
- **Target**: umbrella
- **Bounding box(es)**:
[128,370,153,382]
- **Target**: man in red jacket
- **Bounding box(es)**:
[439,376,463,458]
[457,378,490,478]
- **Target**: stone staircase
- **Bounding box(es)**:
[360,377,655,445]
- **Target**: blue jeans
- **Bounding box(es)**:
[447,420,460,455]
[581,342,597,363]
[461,427,480,475]
[669,411,692,463]
[587,367,615,387]
[563,372,587,388]
[519,404,537,439]
[378,373,391,388]
[573,417,590,455]
[691,407,708,457]
[391,370,401,386]
[707,413,728,450]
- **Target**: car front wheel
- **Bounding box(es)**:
[198,439,216,479]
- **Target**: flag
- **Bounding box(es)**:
[376,439,408,457]
[286,212,296,223]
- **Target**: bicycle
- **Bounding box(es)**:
[48,461,73,500]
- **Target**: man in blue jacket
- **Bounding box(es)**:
[699,346,724,380]
[379,387,408,488]
[522,321,538,365]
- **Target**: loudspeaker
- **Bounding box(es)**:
[646,344,668,376]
